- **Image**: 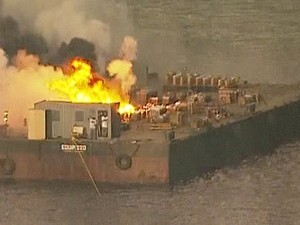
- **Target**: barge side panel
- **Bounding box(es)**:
[169,100,300,184]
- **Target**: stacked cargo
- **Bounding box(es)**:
[135,89,148,106]
[165,72,239,89]
[218,87,239,104]
[180,74,188,86]
[211,77,219,87]
[195,75,204,86]
[165,72,175,85]
[187,74,196,87]
[203,76,211,86]
[172,73,181,86]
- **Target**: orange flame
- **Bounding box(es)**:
[48,58,136,114]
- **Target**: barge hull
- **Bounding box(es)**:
[169,100,300,183]
[1,100,300,184]
[0,139,169,184]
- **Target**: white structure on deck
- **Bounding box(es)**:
[28,101,121,140]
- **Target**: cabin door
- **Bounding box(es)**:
[97,110,108,138]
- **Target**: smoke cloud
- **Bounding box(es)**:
[0,15,48,60]
[1,0,134,70]
[119,36,137,61]
[0,49,64,135]
[107,36,137,94]
[107,59,136,94]
[50,37,97,68]
[0,15,20,58]
[34,0,110,68]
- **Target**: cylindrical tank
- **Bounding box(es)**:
[203,76,211,86]
[173,74,181,86]
[187,74,196,87]
[211,77,219,87]
[135,89,148,106]
[165,72,174,86]
[195,76,203,86]
[218,78,226,87]
[180,74,188,86]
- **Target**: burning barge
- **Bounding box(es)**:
[1,69,300,185]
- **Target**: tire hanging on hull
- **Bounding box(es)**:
[115,154,132,170]
[110,142,140,170]
[0,158,16,175]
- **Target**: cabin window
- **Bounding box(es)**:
[75,111,84,122]
[52,110,60,121]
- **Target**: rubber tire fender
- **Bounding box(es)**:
[0,158,16,175]
[115,154,132,170]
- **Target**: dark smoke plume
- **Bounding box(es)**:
[0,15,98,67]
[49,37,97,68]
[0,0,135,71]
[0,16,20,58]
[19,33,48,56]
[0,15,48,61]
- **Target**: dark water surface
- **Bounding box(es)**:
[0,141,299,225]
[127,0,300,83]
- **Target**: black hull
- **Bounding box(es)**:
[169,100,300,183]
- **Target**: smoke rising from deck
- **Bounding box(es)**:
[0,49,63,135]
[49,37,97,68]
[33,0,110,68]
[0,0,134,70]
[119,36,137,61]
[0,15,49,59]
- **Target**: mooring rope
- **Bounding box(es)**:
[72,137,101,197]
